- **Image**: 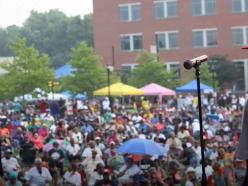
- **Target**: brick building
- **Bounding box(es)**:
[93,0,248,90]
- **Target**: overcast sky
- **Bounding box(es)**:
[0,0,93,28]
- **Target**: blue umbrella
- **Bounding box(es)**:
[117,138,165,156]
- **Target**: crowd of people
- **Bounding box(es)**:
[0,93,246,186]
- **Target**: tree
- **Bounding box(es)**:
[0,25,20,56]
[208,55,238,90]
[128,51,180,88]
[19,10,93,68]
[0,37,54,100]
[62,42,107,96]
[182,63,218,90]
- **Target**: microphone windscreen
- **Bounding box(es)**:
[184,60,193,70]
[242,46,248,49]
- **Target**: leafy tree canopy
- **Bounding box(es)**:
[0,10,93,68]
[62,42,107,96]
[128,51,180,89]
[0,37,54,100]
[208,55,238,89]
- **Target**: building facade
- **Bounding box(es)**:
[93,0,248,90]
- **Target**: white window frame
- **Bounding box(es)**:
[231,0,248,13]
[232,26,248,46]
[233,59,248,90]
[192,0,216,16]
[164,62,180,72]
[120,33,143,52]
[192,28,217,48]
[154,0,177,19]
[155,30,179,50]
[119,3,141,22]
[121,64,137,71]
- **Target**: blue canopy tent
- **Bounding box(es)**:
[176,80,214,93]
[60,91,72,99]
[55,64,74,79]
[75,94,87,100]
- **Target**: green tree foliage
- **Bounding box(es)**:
[128,51,180,88]
[182,63,218,90]
[0,37,54,100]
[0,25,20,56]
[63,42,107,96]
[20,10,93,68]
[200,63,218,90]
[208,55,238,89]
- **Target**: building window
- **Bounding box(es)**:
[192,29,217,48]
[119,3,141,22]
[231,0,248,13]
[120,34,143,51]
[121,64,136,72]
[192,0,216,16]
[165,62,180,77]
[155,31,179,50]
[234,61,245,90]
[154,0,177,19]
[232,26,248,46]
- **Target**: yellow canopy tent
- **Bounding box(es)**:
[93,82,144,96]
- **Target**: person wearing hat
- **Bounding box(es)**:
[1,149,20,176]
[25,158,52,186]
[6,171,22,186]
[181,167,200,186]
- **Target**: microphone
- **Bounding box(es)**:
[242,46,248,49]
[183,55,208,70]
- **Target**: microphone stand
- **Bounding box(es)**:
[195,64,207,186]
[0,138,3,177]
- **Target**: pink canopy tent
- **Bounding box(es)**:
[141,83,176,96]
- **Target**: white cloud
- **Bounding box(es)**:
[0,0,93,28]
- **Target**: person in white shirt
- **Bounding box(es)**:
[72,128,83,145]
[66,138,81,162]
[88,163,104,186]
[82,150,105,181]
[192,119,200,138]
[117,158,141,186]
[102,97,110,111]
[63,163,81,186]
[82,141,102,158]
[95,137,106,151]
[25,158,52,186]
[1,149,20,175]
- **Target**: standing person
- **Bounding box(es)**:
[25,158,52,186]
[236,100,248,186]
[102,97,110,112]
[20,136,36,166]
[66,138,81,162]
[48,142,64,176]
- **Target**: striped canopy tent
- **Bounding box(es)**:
[93,82,144,96]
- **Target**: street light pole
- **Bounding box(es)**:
[107,68,111,100]
[107,65,113,111]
